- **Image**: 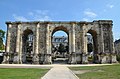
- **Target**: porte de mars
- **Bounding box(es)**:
[2,20,117,64]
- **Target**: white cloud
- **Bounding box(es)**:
[102,4,114,13]
[107,4,114,8]
[31,10,51,21]
[34,15,51,21]
[82,18,89,21]
[13,14,28,21]
[84,9,97,18]
[82,9,97,22]
[13,10,52,21]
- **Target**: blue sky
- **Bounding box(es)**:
[0,0,120,41]
[53,31,68,37]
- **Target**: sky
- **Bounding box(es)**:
[0,0,120,41]
[53,31,68,37]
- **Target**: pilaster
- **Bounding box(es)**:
[100,24,104,53]
[70,23,76,64]
[68,26,72,63]
[2,23,12,64]
[13,23,21,64]
[19,35,22,64]
[69,30,72,54]
[44,23,52,64]
[98,24,105,63]
[33,23,40,64]
[109,24,117,63]
[82,24,88,63]
[72,23,76,52]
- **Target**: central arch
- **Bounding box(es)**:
[52,26,68,35]
[51,26,69,64]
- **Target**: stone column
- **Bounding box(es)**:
[99,24,105,63]
[82,24,88,64]
[69,30,72,53]
[84,33,88,54]
[35,23,40,54]
[100,25,104,54]
[70,23,77,64]
[14,23,21,64]
[109,24,117,63]
[68,26,72,64]
[33,23,40,64]
[72,23,76,52]
[46,24,49,54]
[2,23,12,64]
[44,23,52,64]
[48,23,52,64]
[19,34,22,64]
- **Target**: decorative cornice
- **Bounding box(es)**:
[5,20,113,25]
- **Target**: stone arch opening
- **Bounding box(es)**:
[52,26,69,35]
[22,29,34,64]
[51,26,69,64]
[87,30,98,63]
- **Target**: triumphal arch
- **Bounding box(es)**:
[2,20,117,64]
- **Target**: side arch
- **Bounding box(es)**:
[87,30,98,53]
[22,29,34,64]
[86,29,99,63]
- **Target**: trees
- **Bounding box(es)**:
[58,43,65,54]
[0,29,5,50]
[87,43,93,53]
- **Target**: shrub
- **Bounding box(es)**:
[116,54,120,63]
[88,56,93,61]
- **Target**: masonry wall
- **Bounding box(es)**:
[2,20,117,64]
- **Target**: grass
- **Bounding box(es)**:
[0,68,49,79]
[70,64,120,79]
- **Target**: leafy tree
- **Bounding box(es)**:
[58,43,65,54]
[87,43,93,52]
[65,45,69,53]
[0,29,5,50]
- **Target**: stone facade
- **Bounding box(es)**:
[2,20,117,64]
[52,36,68,47]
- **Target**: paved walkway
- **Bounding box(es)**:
[41,66,79,79]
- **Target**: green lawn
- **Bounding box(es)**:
[70,64,120,79]
[0,68,49,79]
